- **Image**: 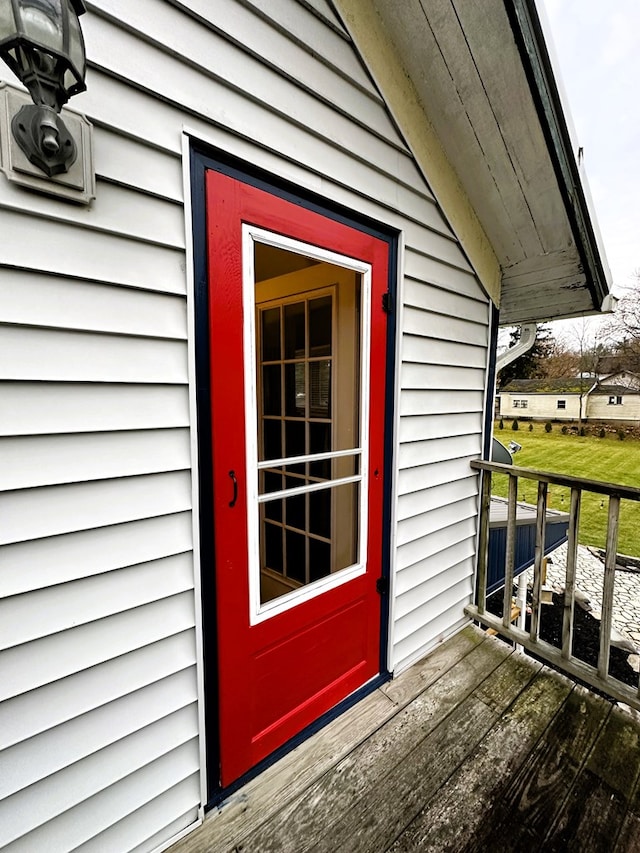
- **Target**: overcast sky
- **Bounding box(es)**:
[533,1,640,341]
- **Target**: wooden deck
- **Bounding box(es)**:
[171,625,640,853]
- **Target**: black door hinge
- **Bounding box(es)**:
[376,576,389,595]
[382,292,393,314]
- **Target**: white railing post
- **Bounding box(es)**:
[562,488,581,660]
[598,495,620,680]
[530,480,548,643]
[476,469,492,616]
[502,474,518,631]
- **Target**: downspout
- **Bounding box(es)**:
[491,322,537,462]
[495,322,537,644]
[496,322,538,374]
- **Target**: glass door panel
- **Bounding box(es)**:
[254,244,363,607]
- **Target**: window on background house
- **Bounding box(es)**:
[513,399,528,409]
[557,400,566,410]
[608,395,623,405]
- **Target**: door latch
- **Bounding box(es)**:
[376,576,389,595]
[228,470,238,508]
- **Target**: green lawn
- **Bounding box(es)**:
[492,422,640,556]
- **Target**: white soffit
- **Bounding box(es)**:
[367,0,611,324]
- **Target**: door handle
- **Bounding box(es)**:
[228,470,238,508]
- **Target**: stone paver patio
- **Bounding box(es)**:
[543,542,640,667]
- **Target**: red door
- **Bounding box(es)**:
[206,170,389,786]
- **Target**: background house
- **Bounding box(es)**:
[587,382,640,423]
[599,370,640,390]
[499,378,588,421]
[500,374,640,423]
[0,1,611,851]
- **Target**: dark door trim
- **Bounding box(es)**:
[189,143,398,806]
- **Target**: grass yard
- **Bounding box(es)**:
[492,421,640,556]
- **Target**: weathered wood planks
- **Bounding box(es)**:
[243,638,512,853]
[311,651,541,853]
[386,669,573,851]
[543,703,640,851]
[465,685,611,851]
[172,627,484,853]
[168,626,640,853]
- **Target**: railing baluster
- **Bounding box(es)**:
[562,487,581,660]
[476,469,492,616]
[467,460,640,711]
[502,474,518,631]
[530,480,548,643]
[598,495,620,680]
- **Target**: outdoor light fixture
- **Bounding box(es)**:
[0,0,87,177]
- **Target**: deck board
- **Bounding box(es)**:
[386,670,574,851]
[542,704,640,851]
[169,626,640,853]
[245,637,511,853]
[313,651,541,853]
[465,686,612,852]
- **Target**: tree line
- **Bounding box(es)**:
[497,273,640,388]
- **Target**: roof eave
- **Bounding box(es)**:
[505,0,612,313]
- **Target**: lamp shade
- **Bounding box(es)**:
[0,0,86,111]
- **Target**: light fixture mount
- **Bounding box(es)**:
[11,101,76,176]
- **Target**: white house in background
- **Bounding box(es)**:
[500,375,640,423]
[586,382,640,423]
[600,370,640,391]
[499,379,588,421]
[0,1,611,851]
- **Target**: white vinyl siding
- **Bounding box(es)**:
[393,269,488,671]
[0,0,489,849]
[500,390,640,423]
[499,393,581,421]
[587,394,640,421]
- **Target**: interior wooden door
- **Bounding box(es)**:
[206,170,389,786]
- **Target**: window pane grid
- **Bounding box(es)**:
[257,447,361,469]
[257,473,362,503]
[264,518,331,546]
[256,275,360,603]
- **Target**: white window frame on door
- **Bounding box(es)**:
[242,224,372,625]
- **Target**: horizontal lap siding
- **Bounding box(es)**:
[2,327,188,383]
[1,594,196,704]
[0,0,198,838]
[0,430,191,491]
[0,556,195,651]
[1,271,188,336]
[0,1,489,850]
[0,384,191,436]
[0,632,197,749]
[0,209,188,289]
[500,393,581,420]
[588,396,640,420]
[393,270,489,673]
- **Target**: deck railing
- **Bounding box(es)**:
[466,459,640,710]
